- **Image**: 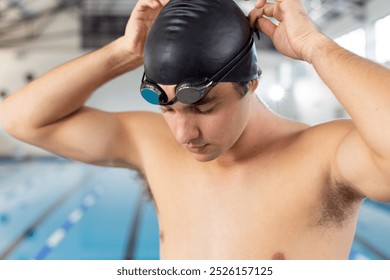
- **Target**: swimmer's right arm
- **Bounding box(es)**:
[0,0,169,168]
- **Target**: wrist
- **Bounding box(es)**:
[105,36,144,77]
[302,32,334,64]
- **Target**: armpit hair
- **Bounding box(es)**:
[316,173,365,227]
[134,170,153,199]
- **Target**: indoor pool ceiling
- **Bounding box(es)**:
[0,0,372,48]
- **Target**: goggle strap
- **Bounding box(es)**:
[209,35,255,83]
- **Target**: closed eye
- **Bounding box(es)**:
[191,102,220,114]
[195,106,214,114]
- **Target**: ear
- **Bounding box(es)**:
[249,79,259,93]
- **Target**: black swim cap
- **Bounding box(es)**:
[144,0,259,85]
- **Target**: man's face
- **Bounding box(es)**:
[159,82,253,162]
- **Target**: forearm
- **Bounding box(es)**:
[309,34,390,157]
[0,36,142,131]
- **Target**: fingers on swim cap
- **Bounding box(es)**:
[144,0,259,85]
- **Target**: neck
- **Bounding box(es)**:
[214,96,298,167]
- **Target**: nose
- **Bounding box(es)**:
[172,115,200,145]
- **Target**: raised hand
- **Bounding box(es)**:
[249,0,323,62]
[123,0,169,59]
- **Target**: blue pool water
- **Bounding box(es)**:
[0,158,159,260]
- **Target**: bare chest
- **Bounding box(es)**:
[148,167,360,259]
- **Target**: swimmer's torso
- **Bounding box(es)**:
[135,116,364,260]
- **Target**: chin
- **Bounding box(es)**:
[190,151,220,162]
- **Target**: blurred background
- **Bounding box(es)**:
[0,0,389,260]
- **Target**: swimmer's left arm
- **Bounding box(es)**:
[249,0,390,201]
[303,38,390,202]
[312,44,390,201]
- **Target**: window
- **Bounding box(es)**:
[335,28,366,58]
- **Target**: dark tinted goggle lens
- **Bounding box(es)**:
[175,82,211,104]
[176,87,203,104]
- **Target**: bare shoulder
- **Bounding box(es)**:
[295,119,355,148]
[115,111,183,169]
[116,111,169,136]
[116,110,165,124]
[117,110,179,148]
[284,119,356,175]
[273,119,358,183]
[273,118,354,155]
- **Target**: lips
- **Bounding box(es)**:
[186,144,208,153]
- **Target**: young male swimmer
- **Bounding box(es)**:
[1,0,390,259]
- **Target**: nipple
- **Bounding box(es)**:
[271,252,285,260]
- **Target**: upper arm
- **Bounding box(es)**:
[333,122,390,202]
[5,106,168,170]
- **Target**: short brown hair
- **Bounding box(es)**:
[233,67,262,98]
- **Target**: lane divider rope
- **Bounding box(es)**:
[34,190,100,260]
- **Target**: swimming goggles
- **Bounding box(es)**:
[140,35,256,106]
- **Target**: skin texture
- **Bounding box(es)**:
[1,0,390,259]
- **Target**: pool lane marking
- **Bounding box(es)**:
[124,194,144,260]
[47,229,66,248]
[34,190,100,260]
[68,208,83,224]
[0,174,93,259]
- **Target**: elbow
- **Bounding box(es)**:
[1,118,42,146]
[1,116,24,139]
[0,105,14,135]
[0,106,34,140]
[0,101,13,132]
